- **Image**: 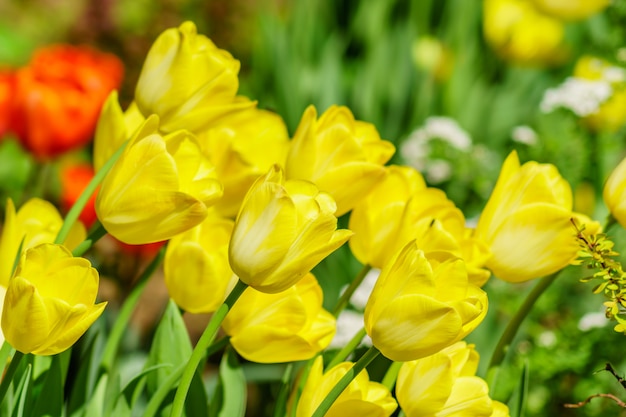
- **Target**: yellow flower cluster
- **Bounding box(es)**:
[483,0,609,66]
[2,19,616,416]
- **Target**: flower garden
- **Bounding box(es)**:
[0,0,625,416]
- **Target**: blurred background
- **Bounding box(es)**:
[2,0,626,415]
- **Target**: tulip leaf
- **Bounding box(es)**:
[84,373,108,417]
[146,300,192,393]
[66,328,105,416]
[145,300,208,416]
[210,348,246,417]
[120,364,172,405]
[12,363,32,417]
[509,359,530,417]
[30,355,64,417]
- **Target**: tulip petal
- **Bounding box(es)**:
[368,294,462,361]
[439,376,492,417]
[397,356,453,415]
[34,301,107,355]
[486,203,577,282]
[1,276,49,353]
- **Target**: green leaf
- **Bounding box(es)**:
[30,355,64,417]
[216,349,246,417]
[145,300,192,393]
[120,364,172,405]
[509,359,529,417]
[12,363,32,417]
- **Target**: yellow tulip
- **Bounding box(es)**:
[483,0,567,66]
[1,243,106,355]
[134,21,251,134]
[349,167,491,286]
[396,342,502,417]
[0,198,85,288]
[93,91,145,172]
[604,157,626,228]
[475,151,599,283]
[229,165,352,293]
[364,242,487,362]
[285,105,395,216]
[196,104,290,218]
[222,273,335,363]
[349,165,426,268]
[164,212,237,313]
[295,356,397,417]
[531,0,609,21]
[574,56,626,132]
[96,115,223,244]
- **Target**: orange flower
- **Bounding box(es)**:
[59,162,98,229]
[0,69,16,138]
[12,45,123,159]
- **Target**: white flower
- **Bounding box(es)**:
[540,77,612,116]
[349,268,380,311]
[329,310,372,349]
[578,310,608,331]
[511,125,538,146]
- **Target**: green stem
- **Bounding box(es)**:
[142,335,231,417]
[381,361,402,391]
[100,246,165,371]
[487,271,560,372]
[71,221,108,257]
[169,279,248,417]
[332,264,372,317]
[326,327,367,369]
[0,351,24,405]
[311,346,381,417]
[272,363,293,417]
[54,142,127,245]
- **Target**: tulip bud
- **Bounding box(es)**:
[396,342,506,417]
[531,0,609,21]
[364,242,487,362]
[229,165,352,293]
[222,273,335,363]
[350,167,491,286]
[604,156,626,228]
[196,105,290,218]
[285,105,395,216]
[93,91,145,172]
[2,243,106,355]
[475,151,599,282]
[135,21,251,134]
[164,213,237,313]
[96,115,223,244]
[295,356,397,417]
[0,198,86,287]
[483,0,567,66]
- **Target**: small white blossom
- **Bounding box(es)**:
[329,310,372,349]
[578,310,609,331]
[349,268,380,311]
[425,159,453,184]
[511,125,538,146]
[401,116,472,183]
[540,77,612,116]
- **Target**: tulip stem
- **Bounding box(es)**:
[381,361,402,391]
[54,142,127,245]
[311,346,381,417]
[100,246,166,372]
[169,279,248,417]
[332,264,372,317]
[487,271,560,373]
[0,350,25,405]
[326,327,367,369]
[71,221,108,257]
